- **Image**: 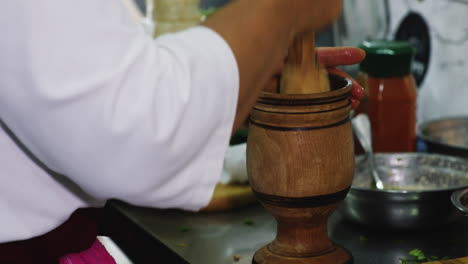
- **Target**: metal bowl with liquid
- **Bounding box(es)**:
[339,153,468,229]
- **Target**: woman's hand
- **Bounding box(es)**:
[205,0,346,131]
[267,47,366,109]
[317,47,366,109]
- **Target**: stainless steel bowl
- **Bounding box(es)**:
[452,188,468,216]
[419,117,468,159]
[339,153,468,229]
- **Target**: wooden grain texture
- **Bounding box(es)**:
[423,257,468,264]
[247,75,353,264]
[200,183,256,212]
[253,245,352,264]
[280,33,330,94]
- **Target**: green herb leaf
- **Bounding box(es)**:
[244,219,255,226]
[200,7,218,18]
[409,249,423,257]
[400,249,451,264]
[180,227,190,233]
[359,235,368,243]
[233,255,242,262]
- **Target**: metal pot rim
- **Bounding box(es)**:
[352,153,468,193]
[350,185,468,194]
[418,116,468,152]
[451,188,468,214]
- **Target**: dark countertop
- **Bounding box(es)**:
[103,200,468,264]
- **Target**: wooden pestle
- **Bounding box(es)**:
[280,33,330,94]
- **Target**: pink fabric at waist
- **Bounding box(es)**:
[59,239,116,264]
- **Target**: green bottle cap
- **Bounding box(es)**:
[359,40,416,78]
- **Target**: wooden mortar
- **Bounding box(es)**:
[247,75,354,264]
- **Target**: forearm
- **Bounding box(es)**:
[204,0,342,131]
[204,1,293,131]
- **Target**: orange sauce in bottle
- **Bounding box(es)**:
[358,40,417,152]
[366,74,417,152]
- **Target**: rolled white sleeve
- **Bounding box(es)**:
[0,1,239,210]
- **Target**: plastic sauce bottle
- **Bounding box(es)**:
[358,40,417,152]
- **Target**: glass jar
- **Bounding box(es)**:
[358,40,417,152]
[151,0,201,37]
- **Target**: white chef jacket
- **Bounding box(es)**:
[0,0,239,243]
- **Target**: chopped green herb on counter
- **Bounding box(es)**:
[399,249,449,263]
[180,227,190,233]
[200,7,218,19]
[244,219,255,226]
[175,242,188,248]
[359,235,368,243]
